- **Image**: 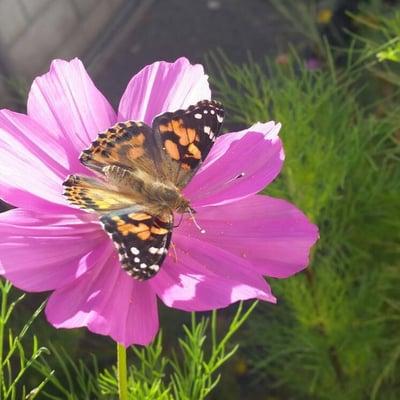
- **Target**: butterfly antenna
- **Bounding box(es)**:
[187,208,206,234]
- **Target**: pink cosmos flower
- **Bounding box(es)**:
[0,57,318,346]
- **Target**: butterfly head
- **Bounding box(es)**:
[173,194,192,214]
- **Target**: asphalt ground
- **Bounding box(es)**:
[93,0,301,107]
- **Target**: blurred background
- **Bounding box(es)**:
[0,0,305,110]
[1,0,400,399]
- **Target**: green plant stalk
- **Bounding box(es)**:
[117,343,128,400]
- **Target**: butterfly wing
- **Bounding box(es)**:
[152,100,225,187]
[100,208,173,280]
[79,120,163,177]
[63,174,137,212]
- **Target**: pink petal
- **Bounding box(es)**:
[179,195,318,278]
[118,57,211,124]
[27,58,116,172]
[46,253,158,346]
[0,110,75,212]
[150,233,276,312]
[0,209,105,291]
[184,123,284,207]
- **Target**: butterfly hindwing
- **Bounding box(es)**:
[80,120,163,177]
[153,100,225,187]
[100,208,173,280]
[63,174,135,212]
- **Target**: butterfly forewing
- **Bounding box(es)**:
[153,100,225,187]
[100,208,173,280]
[79,120,163,177]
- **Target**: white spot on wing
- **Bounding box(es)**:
[149,247,158,254]
[131,247,140,255]
[194,113,202,119]
[149,247,166,256]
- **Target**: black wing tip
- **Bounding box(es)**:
[195,99,223,107]
[190,100,225,121]
[191,99,224,112]
[153,99,225,122]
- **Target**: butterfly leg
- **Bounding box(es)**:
[170,241,178,263]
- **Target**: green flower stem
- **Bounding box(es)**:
[117,343,128,400]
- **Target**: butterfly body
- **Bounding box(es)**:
[102,164,191,216]
[63,100,224,280]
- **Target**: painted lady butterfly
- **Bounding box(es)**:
[63,100,224,280]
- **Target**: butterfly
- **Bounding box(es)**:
[63,100,225,280]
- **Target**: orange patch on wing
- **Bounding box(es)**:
[128,146,144,160]
[122,222,148,236]
[129,212,152,220]
[130,132,145,146]
[171,119,188,145]
[171,119,196,146]
[112,218,151,237]
[188,143,201,159]
[122,133,145,160]
[138,231,151,240]
[151,226,169,235]
[164,139,180,160]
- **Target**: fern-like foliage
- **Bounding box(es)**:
[0,280,53,399]
[97,302,257,400]
[209,27,400,400]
